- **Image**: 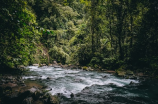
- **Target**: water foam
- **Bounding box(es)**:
[26,66,139,97]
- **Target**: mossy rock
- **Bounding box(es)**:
[116,68,126,77]
[126,70,134,75]
[38,64,42,67]
[82,66,88,70]
[58,63,62,66]
[117,71,126,77]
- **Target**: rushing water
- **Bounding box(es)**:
[23,66,158,104]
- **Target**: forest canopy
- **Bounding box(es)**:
[0,0,158,76]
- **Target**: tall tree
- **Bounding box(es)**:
[0,0,39,69]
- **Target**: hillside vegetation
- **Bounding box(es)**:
[0,0,158,76]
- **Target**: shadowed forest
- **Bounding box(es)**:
[0,0,158,76]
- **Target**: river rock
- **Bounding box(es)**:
[41,64,46,66]
[33,64,39,66]
[33,91,42,100]
[116,70,126,77]
[129,81,134,85]
[20,80,25,84]
[126,70,134,75]
[87,67,94,71]
[74,79,82,83]
[53,61,58,65]
[129,76,138,80]
[47,77,51,80]
[28,87,38,94]
[43,98,48,104]
[82,87,90,93]
[102,75,107,78]
[57,93,63,97]
[54,66,61,68]
[70,93,74,98]
[22,97,33,104]
[1,79,6,83]
[42,85,48,89]
[18,65,25,69]
[4,82,17,88]
[6,91,19,98]
[45,88,52,92]
[48,64,53,66]
[19,87,37,99]
[82,66,88,70]
[109,83,114,86]
[47,94,59,104]
[21,84,26,86]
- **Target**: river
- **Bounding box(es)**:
[23,66,158,104]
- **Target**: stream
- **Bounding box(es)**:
[23,66,158,104]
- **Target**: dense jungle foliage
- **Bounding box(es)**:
[0,0,158,76]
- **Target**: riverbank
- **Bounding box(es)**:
[0,75,59,104]
[34,62,152,80]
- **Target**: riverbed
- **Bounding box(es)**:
[23,66,158,104]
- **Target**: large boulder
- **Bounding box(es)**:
[18,87,43,102]
[27,87,43,100]
[28,87,38,94]
[18,87,37,100]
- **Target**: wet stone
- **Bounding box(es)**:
[21,84,26,86]
[70,93,74,98]
[42,85,48,89]
[28,87,38,94]
[22,97,33,104]
[1,79,6,83]
[102,75,107,78]
[30,78,36,81]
